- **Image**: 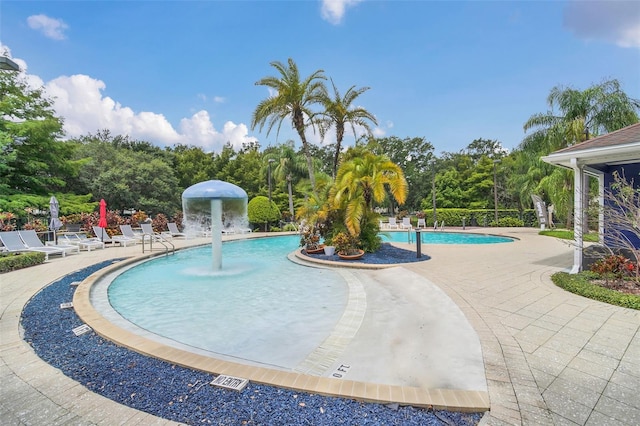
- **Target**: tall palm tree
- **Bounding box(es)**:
[318,79,378,178]
[520,79,639,227]
[331,152,407,236]
[252,58,327,195]
[265,141,307,219]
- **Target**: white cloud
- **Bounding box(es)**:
[320,0,362,25]
[213,96,225,103]
[27,14,69,40]
[563,1,640,48]
[41,73,255,152]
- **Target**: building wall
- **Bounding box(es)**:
[603,163,640,249]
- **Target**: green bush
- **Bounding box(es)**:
[0,252,46,273]
[247,196,280,230]
[551,272,640,310]
[282,223,298,232]
[421,208,537,227]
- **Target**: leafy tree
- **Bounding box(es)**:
[0,70,78,194]
[317,79,378,177]
[252,58,327,194]
[70,134,181,216]
[171,144,216,188]
[219,141,263,199]
[364,136,435,212]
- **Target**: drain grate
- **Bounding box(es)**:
[210,375,249,392]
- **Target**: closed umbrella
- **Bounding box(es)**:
[49,196,62,243]
[98,199,107,242]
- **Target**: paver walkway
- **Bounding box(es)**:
[1,228,639,425]
[402,228,640,425]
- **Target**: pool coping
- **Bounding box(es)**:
[72,245,489,413]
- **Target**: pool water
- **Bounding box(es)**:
[108,235,348,369]
[381,230,514,244]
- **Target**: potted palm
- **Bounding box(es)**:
[332,232,364,260]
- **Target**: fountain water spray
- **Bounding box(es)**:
[182,180,248,271]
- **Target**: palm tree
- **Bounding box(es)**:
[252,58,327,195]
[331,152,407,236]
[265,141,307,219]
[520,79,639,227]
[318,79,378,178]
[523,79,639,152]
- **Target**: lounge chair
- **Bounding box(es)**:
[18,230,79,256]
[387,217,399,229]
[59,233,105,251]
[92,226,137,247]
[120,225,144,241]
[166,222,187,238]
[141,223,169,241]
[0,231,67,261]
[401,217,412,230]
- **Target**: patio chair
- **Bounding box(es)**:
[92,226,137,247]
[401,217,412,230]
[417,218,426,228]
[166,222,187,238]
[18,230,79,256]
[141,223,169,241]
[387,217,399,229]
[0,231,67,261]
[120,225,144,241]
[59,233,105,251]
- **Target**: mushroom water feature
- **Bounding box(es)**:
[182,180,248,271]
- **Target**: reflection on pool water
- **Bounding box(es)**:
[108,235,348,369]
[381,231,514,244]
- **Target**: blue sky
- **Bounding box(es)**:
[1,1,639,155]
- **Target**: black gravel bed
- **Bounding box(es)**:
[20,260,481,425]
[303,242,430,264]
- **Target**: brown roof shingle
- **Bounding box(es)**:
[552,122,640,154]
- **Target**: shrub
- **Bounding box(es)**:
[331,231,361,255]
[282,223,298,232]
[0,252,46,273]
[590,254,638,282]
[551,272,640,310]
[247,196,280,231]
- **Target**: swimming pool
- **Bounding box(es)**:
[381,230,514,244]
[106,235,348,369]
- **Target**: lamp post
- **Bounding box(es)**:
[268,158,275,231]
[0,56,20,71]
[493,159,501,223]
[432,160,437,226]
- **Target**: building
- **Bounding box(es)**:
[542,123,640,273]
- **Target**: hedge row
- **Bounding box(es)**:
[416,209,539,227]
[0,252,46,273]
[551,272,640,310]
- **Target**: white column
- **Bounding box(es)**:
[211,199,222,271]
[598,173,605,245]
[571,158,583,274]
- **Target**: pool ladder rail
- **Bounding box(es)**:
[141,231,175,255]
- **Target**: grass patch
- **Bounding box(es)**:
[539,229,599,242]
[551,271,640,310]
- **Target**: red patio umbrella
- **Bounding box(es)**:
[98,199,107,241]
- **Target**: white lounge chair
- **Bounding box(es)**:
[92,226,137,247]
[387,217,399,229]
[401,217,412,230]
[59,233,105,251]
[18,230,79,256]
[141,223,169,241]
[0,231,67,261]
[120,225,144,241]
[166,222,187,238]
[417,218,426,228]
